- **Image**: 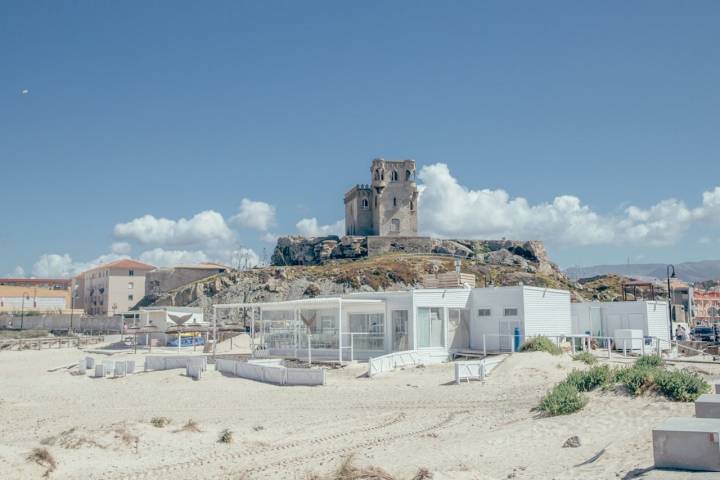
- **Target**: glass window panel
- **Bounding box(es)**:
[392,310,408,351]
[430,308,444,347]
[417,308,431,348]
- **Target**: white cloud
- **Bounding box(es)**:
[261,232,279,243]
[700,187,720,220]
[111,242,132,255]
[230,199,276,231]
[31,254,77,278]
[113,210,234,246]
[138,248,209,267]
[296,218,344,237]
[228,248,261,269]
[417,163,718,247]
[8,266,26,277]
[30,253,126,278]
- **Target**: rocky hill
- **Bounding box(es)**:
[142,238,627,311]
[566,260,720,283]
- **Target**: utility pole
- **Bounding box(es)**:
[667,265,676,341]
[20,292,28,330]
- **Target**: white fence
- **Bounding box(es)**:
[215,358,325,386]
[454,355,506,383]
[144,355,208,372]
[367,350,432,377]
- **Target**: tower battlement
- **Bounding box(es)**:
[344,158,418,236]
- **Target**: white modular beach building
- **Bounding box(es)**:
[571,300,670,344]
[216,285,573,362]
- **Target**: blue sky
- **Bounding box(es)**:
[2,1,720,276]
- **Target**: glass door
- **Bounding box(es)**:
[392,310,408,351]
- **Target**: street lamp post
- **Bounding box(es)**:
[69,284,77,335]
[20,291,29,330]
[667,265,676,341]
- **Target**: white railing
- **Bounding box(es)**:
[454,356,507,383]
[215,358,326,386]
[367,350,431,377]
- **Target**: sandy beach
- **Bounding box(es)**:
[1,347,719,480]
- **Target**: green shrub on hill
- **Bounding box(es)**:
[519,336,563,355]
[654,369,709,402]
[539,383,587,416]
[635,355,664,369]
[572,351,597,365]
[563,365,613,392]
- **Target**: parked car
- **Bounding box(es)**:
[691,326,715,342]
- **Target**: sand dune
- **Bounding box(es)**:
[1,348,718,479]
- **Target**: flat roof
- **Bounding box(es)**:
[214,297,384,310]
[140,306,204,313]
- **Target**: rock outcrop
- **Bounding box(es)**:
[271,235,558,278]
[271,236,367,265]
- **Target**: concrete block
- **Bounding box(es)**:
[94,365,105,378]
[186,363,202,380]
[261,365,286,385]
[653,417,720,471]
[78,358,86,375]
[713,381,720,394]
[86,357,95,369]
[126,360,135,374]
[102,361,115,377]
[114,361,127,377]
[696,394,720,418]
[286,368,325,386]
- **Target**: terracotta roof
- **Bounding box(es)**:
[83,259,156,275]
[173,263,229,270]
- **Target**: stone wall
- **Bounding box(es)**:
[0,314,123,333]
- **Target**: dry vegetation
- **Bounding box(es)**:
[150,417,171,428]
[26,447,57,477]
[305,455,433,480]
[176,419,201,433]
[218,428,233,444]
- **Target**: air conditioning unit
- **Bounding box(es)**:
[614,329,644,351]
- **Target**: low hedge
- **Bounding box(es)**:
[563,365,613,392]
[519,336,563,355]
[537,355,709,416]
[654,369,709,402]
[539,383,587,416]
[572,351,597,365]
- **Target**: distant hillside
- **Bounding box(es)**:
[566,260,720,283]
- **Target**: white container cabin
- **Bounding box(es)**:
[571,300,670,345]
[218,285,573,362]
[468,286,572,353]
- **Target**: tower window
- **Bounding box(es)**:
[393,197,397,207]
[361,198,369,209]
[374,169,380,181]
[391,170,398,182]
[410,201,414,211]
[406,170,412,181]
[391,218,400,232]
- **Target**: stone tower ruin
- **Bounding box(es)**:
[344,158,418,236]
